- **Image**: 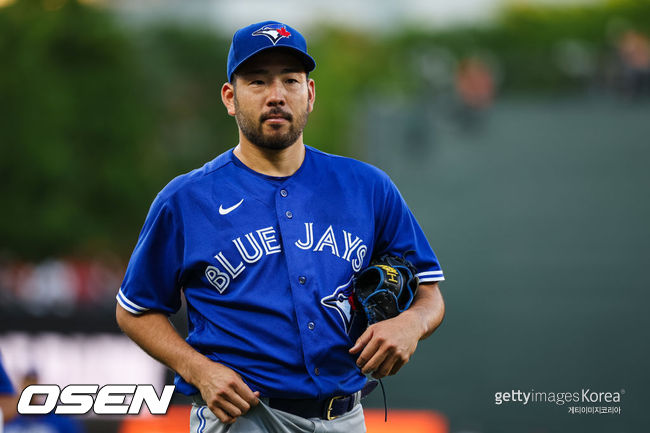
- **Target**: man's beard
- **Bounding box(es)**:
[234,96,309,150]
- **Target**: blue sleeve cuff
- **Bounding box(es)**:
[416,270,445,283]
[116,288,151,315]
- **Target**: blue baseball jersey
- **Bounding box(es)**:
[0,355,14,395]
[117,145,444,399]
[6,413,85,433]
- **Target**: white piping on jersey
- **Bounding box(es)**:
[416,270,444,277]
[418,276,445,283]
[116,288,150,315]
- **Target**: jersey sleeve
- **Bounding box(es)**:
[0,355,14,395]
[373,172,444,283]
[117,194,184,315]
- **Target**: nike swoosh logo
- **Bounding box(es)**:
[218,199,244,215]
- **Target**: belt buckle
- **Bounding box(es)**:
[326,395,344,420]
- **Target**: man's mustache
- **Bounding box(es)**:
[260,109,292,122]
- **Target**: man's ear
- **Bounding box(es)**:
[307,78,316,113]
[221,82,236,116]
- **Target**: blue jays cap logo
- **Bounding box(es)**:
[252,24,292,45]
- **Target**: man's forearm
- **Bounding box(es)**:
[116,304,260,423]
[402,282,445,340]
[0,395,18,422]
[115,304,208,386]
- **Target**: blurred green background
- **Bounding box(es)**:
[1,0,649,432]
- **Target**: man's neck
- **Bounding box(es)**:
[233,139,306,177]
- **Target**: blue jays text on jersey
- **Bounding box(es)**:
[117,145,444,400]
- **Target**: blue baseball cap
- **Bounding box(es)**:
[227,21,316,82]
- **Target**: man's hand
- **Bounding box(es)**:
[190,359,260,424]
[349,282,445,378]
[349,311,423,378]
[115,306,260,425]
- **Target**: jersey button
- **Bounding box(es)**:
[280,189,288,197]
[314,368,320,376]
[285,210,293,219]
[298,276,306,285]
[308,321,315,330]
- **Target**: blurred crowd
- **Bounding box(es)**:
[425,27,650,133]
[0,258,123,315]
[617,29,650,97]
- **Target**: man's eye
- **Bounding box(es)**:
[251,80,264,85]
[286,78,299,84]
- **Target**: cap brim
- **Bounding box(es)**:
[230,46,316,82]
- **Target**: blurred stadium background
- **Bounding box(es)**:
[1,0,649,432]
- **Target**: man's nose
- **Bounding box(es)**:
[266,79,286,106]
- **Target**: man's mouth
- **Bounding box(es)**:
[264,117,288,124]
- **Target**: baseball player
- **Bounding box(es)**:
[116,20,445,433]
[0,353,16,428]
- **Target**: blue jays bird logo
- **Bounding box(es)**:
[320,277,355,333]
[252,24,292,45]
